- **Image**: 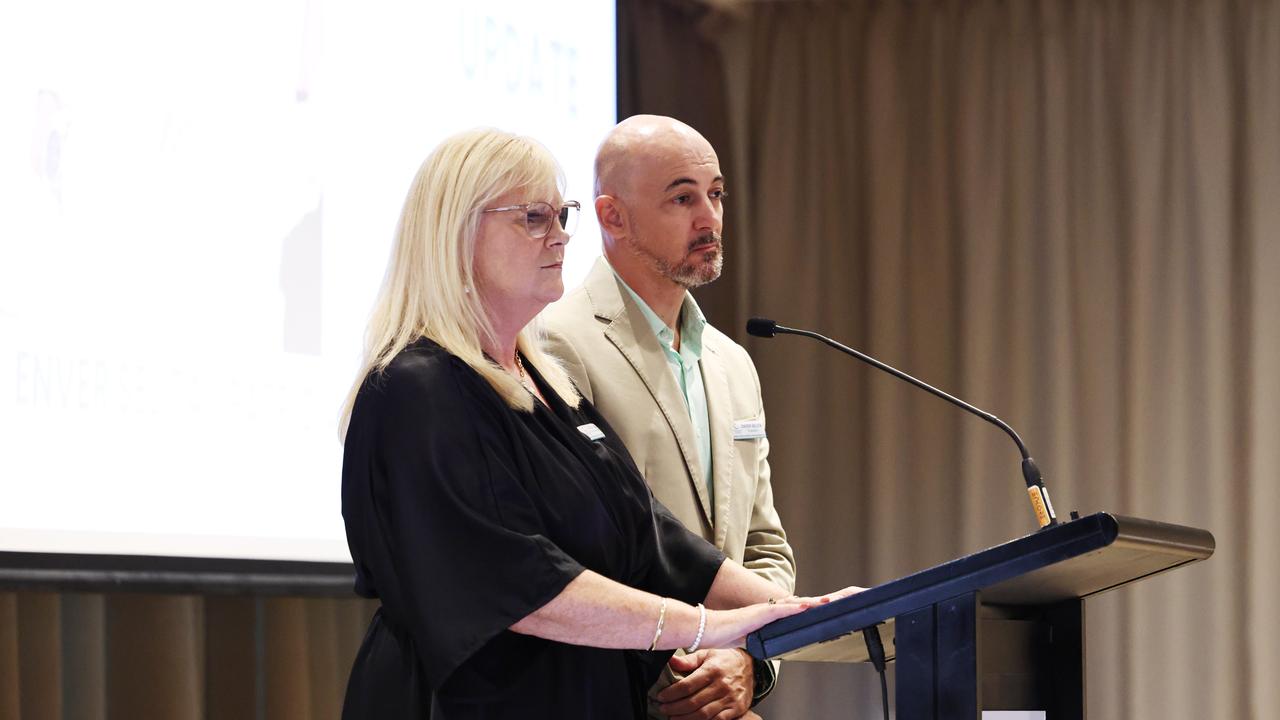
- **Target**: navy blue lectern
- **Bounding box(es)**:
[746,512,1214,719]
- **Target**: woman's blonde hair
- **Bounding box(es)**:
[340,128,580,439]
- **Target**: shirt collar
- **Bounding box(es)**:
[608,259,707,359]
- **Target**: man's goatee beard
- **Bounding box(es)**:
[669,233,724,289]
[626,232,725,289]
[670,248,723,289]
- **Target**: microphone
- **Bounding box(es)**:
[747,317,1058,529]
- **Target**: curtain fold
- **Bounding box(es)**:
[0,592,374,720]
[715,1,1279,718]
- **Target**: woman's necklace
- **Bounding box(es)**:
[483,350,529,387]
[513,353,547,405]
[514,353,540,396]
[514,352,528,381]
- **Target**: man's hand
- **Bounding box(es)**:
[657,648,755,719]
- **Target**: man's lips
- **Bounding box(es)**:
[688,241,720,254]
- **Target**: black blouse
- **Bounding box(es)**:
[340,338,725,719]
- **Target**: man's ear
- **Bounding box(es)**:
[595,195,627,237]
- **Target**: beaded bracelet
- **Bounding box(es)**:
[686,603,707,653]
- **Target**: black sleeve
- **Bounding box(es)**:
[578,398,725,605]
[342,350,585,689]
[640,494,725,604]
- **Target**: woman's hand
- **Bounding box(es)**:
[812,584,867,604]
[698,598,811,649]
[695,585,868,648]
[833,584,867,600]
[697,584,870,649]
[771,584,867,606]
[749,584,866,609]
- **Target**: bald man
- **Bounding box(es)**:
[541,115,796,719]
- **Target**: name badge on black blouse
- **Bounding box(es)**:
[577,423,605,441]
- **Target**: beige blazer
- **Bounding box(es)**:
[540,259,796,592]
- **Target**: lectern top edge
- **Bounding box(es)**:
[747,512,1214,661]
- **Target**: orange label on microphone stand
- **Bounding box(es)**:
[1028,486,1052,527]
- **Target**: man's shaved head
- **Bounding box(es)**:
[594,115,717,199]
[591,115,726,294]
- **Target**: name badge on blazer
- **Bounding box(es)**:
[577,423,605,441]
[732,418,766,441]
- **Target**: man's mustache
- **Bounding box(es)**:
[688,233,722,251]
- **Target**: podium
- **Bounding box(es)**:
[745,512,1214,719]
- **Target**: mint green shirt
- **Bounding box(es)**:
[613,271,714,512]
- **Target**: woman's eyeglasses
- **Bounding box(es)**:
[482,201,581,239]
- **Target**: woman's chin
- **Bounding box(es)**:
[539,281,565,305]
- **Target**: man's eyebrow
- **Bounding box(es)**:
[663,175,725,192]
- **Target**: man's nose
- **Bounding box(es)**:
[693,196,722,232]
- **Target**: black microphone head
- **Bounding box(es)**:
[746,317,778,338]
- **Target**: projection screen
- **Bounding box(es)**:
[0,0,616,563]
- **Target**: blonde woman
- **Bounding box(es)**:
[339,129,832,719]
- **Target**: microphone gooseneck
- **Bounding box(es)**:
[748,317,1058,529]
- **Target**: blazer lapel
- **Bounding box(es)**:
[699,340,736,549]
[584,261,714,527]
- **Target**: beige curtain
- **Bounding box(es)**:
[0,592,376,720]
[708,0,1280,718]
